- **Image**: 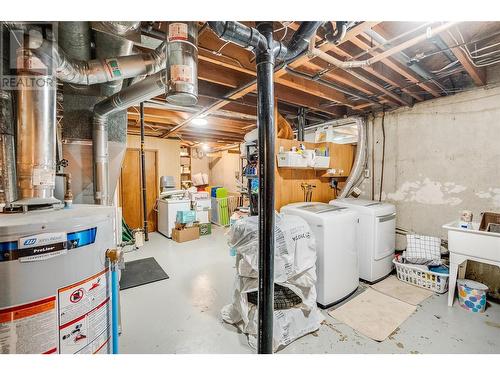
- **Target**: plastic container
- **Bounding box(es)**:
[313,156,330,169]
[393,258,449,294]
[457,279,488,313]
[277,152,307,168]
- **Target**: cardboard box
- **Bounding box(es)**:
[172,226,200,243]
[199,223,212,236]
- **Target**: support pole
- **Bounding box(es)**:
[255,21,275,355]
[139,102,149,241]
[297,107,306,141]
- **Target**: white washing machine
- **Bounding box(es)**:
[280,202,359,308]
[330,198,396,283]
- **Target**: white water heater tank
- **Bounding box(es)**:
[0,205,115,354]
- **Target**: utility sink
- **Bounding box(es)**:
[443,221,500,263]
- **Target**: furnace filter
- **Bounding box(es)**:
[0,205,115,354]
[165,22,198,106]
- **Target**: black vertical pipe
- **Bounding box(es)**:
[297,107,306,141]
[255,21,275,354]
[139,102,149,241]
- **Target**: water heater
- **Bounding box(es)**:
[0,205,115,354]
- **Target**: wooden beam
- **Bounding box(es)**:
[440,31,486,86]
[357,33,441,97]
[346,37,425,101]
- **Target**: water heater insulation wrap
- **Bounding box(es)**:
[0,204,115,354]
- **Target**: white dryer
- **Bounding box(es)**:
[280,202,359,308]
[330,198,396,283]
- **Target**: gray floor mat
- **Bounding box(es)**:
[120,257,169,290]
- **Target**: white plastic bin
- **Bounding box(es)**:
[277,152,308,168]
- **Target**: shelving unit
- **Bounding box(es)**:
[180,146,192,187]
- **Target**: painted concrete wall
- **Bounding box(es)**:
[357,84,500,297]
[209,151,241,193]
[359,84,500,246]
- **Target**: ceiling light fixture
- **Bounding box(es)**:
[191,118,208,126]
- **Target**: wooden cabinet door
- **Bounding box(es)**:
[120,148,158,232]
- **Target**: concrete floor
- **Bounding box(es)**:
[120,228,500,354]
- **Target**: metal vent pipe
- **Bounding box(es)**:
[33,38,166,86]
[93,72,164,205]
[165,22,199,106]
[94,21,141,97]
[0,28,17,206]
[14,46,59,206]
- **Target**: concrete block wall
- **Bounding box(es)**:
[357,84,500,298]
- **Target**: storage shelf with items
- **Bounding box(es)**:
[274,138,355,211]
[180,146,192,187]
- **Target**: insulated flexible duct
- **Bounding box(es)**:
[339,117,367,198]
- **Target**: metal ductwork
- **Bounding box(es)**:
[0,28,17,206]
[14,45,59,206]
[93,72,165,205]
[33,36,166,87]
[165,22,198,106]
[339,117,368,198]
[94,21,141,97]
[58,22,91,61]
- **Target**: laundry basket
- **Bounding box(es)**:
[393,258,449,294]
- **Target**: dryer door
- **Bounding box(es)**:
[374,212,396,260]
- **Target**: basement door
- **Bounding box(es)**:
[120,148,158,232]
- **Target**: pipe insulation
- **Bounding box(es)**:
[33,38,166,86]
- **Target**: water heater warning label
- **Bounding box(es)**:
[0,296,57,354]
[58,269,111,354]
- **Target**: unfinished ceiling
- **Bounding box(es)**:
[126,21,500,147]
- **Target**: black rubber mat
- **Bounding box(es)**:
[119,257,169,290]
